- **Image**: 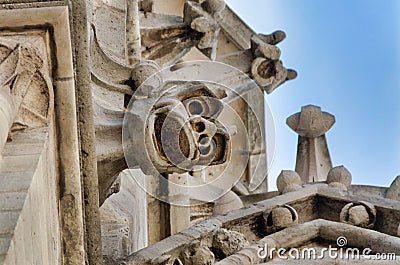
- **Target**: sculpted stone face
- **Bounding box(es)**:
[125,81,231,175]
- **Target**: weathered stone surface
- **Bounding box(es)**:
[184,0,225,60]
[276,170,303,194]
[101,170,148,262]
[218,31,297,94]
[130,60,162,91]
[125,81,230,176]
[6,2,398,265]
[249,32,296,94]
[287,105,335,138]
[190,246,215,265]
[348,205,370,226]
[327,166,352,190]
[271,207,295,228]
[264,205,299,233]
[0,36,52,161]
[0,8,86,264]
[287,105,335,183]
[127,183,400,263]
[387,175,400,201]
[340,201,376,228]
[181,240,215,265]
[213,190,243,216]
[212,228,248,258]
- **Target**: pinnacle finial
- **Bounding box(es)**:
[286,105,335,138]
[287,105,335,183]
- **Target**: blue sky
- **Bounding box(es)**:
[225,0,400,190]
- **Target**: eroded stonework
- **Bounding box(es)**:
[0,1,398,265]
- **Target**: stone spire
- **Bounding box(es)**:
[286,105,335,183]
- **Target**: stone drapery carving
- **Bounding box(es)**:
[0,37,52,156]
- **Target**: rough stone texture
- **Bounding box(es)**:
[287,105,335,138]
[250,33,296,94]
[348,205,370,226]
[184,0,225,60]
[276,170,303,194]
[100,170,148,262]
[168,173,191,235]
[0,8,89,264]
[287,105,335,183]
[129,60,162,90]
[212,228,248,258]
[327,165,352,190]
[387,175,400,201]
[190,246,215,265]
[340,201,376,228]
[218,31,297,94]
[216,219,400,264]
[264,205,299,233]
[126,81,230,176]
[91,2,275,257]
[271,207,293,228]
[127,183,400,263]
[71,0,104,263]
[3,2,398,265]
[213,190,244,216]
[181,241,215,265]
[272,207,297,229]
[0,35,51,161]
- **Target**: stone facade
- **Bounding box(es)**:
[0,1,397,265]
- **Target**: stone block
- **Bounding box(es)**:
[0,212,19,235]
[0,192,27,211]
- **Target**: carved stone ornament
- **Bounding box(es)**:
[124,81,231,175]
[184,0,226,60]
[0,37,53,152]
[287,105,335,183]
[264,204,299,233]
[250,32,297,94]
[340,201,376,228]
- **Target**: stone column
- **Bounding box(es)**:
[286,105,335,183]
[126,0,141,65]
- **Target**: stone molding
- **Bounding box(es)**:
[0,6,85,265]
